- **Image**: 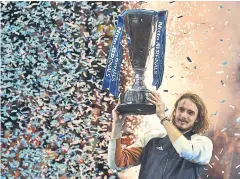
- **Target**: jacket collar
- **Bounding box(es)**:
[183,130,195,139]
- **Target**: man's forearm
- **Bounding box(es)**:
[109,122,123,168]
[161,120,182,143]
[111,123,122,139]
[108,122,122,169]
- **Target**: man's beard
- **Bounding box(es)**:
[173,118,194,133]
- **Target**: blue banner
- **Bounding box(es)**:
[109,43,123,96]
[152,11,167,89]
[102,15,124,91]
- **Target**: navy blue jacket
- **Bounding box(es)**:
[138,131,204,179]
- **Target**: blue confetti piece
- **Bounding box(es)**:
[1,138,8,143]
[220,100,226,103]
[222,61,227,66]
[186,57,192,62]
[9,162,16,169]
[63,113,75,122]
[104,10,111,15]
[9,152,16,158]
[8,26,12,31]
[59,134,65,138]
[92,76,96,81]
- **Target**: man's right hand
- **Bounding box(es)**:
[112,103,125,125]
[111,102,125,139]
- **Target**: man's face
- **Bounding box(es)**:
[173,98,199,133]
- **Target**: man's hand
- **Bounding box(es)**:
[112,103,125,125]
[111,102,125,139]
[147,91,166,120]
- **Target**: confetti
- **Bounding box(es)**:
[236,117,240,123]
[186,57,192,62]
[220,80,225,86]
[219,148,223,154]
[208,163,213,169]
[222,61,228,66]
[216,71,224,74]
[221,127,227,132]
[1,1,125,178]
[220,100,226,103]
[214,155,219,161]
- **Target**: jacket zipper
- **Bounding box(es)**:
[162,153,169,179]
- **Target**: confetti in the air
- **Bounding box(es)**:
[220,100,226,103]
[221,80,225,86]
[222,61,228,66]
[186,57,192,62]
[221,127,227,132]
[236,117,240,123]
[0,1,128,178]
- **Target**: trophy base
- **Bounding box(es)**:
[117,103,156,115]
[118,89,156,115]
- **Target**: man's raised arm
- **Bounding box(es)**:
[108,105,142,169]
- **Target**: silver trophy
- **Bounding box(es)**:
[116,10,168,115]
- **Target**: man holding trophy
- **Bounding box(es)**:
[102,9,213,179]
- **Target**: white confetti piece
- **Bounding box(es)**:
[216,71,224,75]
[208,163,213,168]
[236,117,240,123]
